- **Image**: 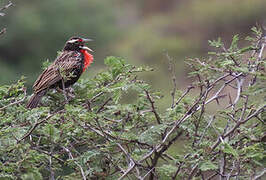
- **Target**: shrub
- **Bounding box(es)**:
[0,27,265,179]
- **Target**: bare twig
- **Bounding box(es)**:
[165,52,177,108]
[96,97,112,113]
[211,105,265,150]
[198,115,215,144]
[0,27,6,36]
[258,36,265,60]
[188,164,199,180]
[0,1,12,36]
[48,152,55,180]
[140,167,154,180]
[117,143,138,179]
[206,172,218,180]
[118,163,136,180]
[144,90,161,124]
[90,92,104,102]
[62,146,86,180]
[175,85,194,107]
[0,1,13,16]
[231,77,244,110]
[205,73,235,105]
[254,168,266,180]
[219,153,226,180]
[226,160,237,180]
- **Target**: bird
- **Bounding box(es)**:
[26,36,94,109]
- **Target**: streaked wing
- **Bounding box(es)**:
[33,51,82,93]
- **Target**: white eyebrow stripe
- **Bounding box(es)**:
[68,39,79,43]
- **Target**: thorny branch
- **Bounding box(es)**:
[117,143,138,180]
[62,146,86,180]
[115,29,266,179]
[254,168,266,180]
[0,1,13,16]
[144,90,161,124]
[4,28,264,179]
[165,52,177,108]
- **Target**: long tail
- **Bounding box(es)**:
[26,90,47,109]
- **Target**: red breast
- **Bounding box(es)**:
[80,49,94,72]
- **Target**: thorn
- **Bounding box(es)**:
[228,93,232,105]
[215,98,220,105]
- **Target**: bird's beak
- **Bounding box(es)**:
[81,38,93,42]
[80,46,94,52]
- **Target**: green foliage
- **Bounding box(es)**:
[41,59,52,70]
[198,161,218,171]
[221,142,239,158]
[158,164,178,178]
[208,37,223,48]
[0,28,265,179]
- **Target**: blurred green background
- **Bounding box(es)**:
[0,0,265,107]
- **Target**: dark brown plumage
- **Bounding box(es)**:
[26,37,94,109]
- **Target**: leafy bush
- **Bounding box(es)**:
[0,28,265,179]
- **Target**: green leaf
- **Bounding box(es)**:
[239,46,254,53]
[139,124,167,144]
[104,56,125,68]
[222,142,239,158]
[43,124,60,142]
[41,59,52,70]
[21,169,43,180]
[104,56,127,78]
[229,34,239,51]
[208,37,223,48]
[0,174,14,180]
[251,26,262,36]
[113,90,122,104]
[199,161,218,171]
[220,60,234,67]
[158,164,178,177]
[232,66,249,73]
[208,51,217,55]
